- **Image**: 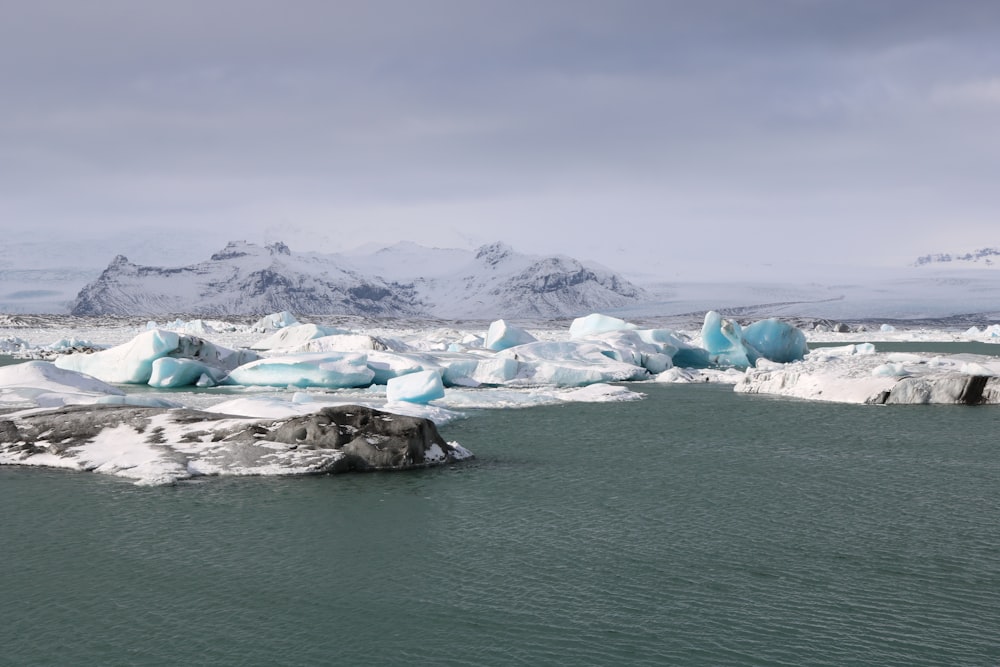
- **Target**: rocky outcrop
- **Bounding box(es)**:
[0,404,472,484]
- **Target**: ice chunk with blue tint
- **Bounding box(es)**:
[497,341,648,386]
[569,313,637,339]
[386,369,446,404]
[226,352,374,388]
[366,351,430,385]
[53,329,254,386]
[485,319,537,351]
[443,355,521,386]
[54,329,181,384]
[742,319,808,364]
[0,360,125,408]
[148,358,227,388]
[700,311,751,368]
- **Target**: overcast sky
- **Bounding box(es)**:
[2,0,998,277]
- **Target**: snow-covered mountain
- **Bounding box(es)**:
[72,242,424,318]
[70,240,646,318]
[914,247,1000,267]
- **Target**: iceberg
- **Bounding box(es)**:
[496,341,648,386]
[569,313,637,339]
[283,333,398,354]
[485,319,537,351]
[699,311,751,368]
[54,329,181,384]
[366,351,431,385]
[225,352,375,388]
[252,311,300,331]
[737,348,1000,404]
[741,319,808,364]
[53,329,256,386]
[0,360,125,408]
[250,323,349,351]
[148,357,227,388]
[386,369,446,404]
[698,312,808,369]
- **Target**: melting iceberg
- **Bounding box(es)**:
[386,369,446,404]
[225,352,375,388]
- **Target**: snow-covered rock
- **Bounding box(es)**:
[0,404,473,485]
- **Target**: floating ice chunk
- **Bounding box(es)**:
[497,341,648,386]
[250,323,349,351]
[886,353,924,364]
[1,337,31,354]
[0,360,125,408]
[642,353,673,374]
[872,362,911,377]
[700,311,751,368]
[655,367,744,383]
[485,320,537,351]
[671,346,713,368]
[226,352,375,388]
[880,324,897,333]
[557,383,645,403]
[855,343,876,355]
[961,362,996,376]
[461,333,484,348]
[808,344,859,361]
[44,338,100,353]
[441,355,520,387]
[54,329,181,384]
[569,313,637,339]
[386,369,446,404]
[252,311,300,331]
[285,333,396,354]
[366,351,430,385]
[148,357,226,388]
[635,329,685,355]
[152,318,217,336]
[742,319,808,363]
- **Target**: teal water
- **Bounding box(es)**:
[2,384,1000,666]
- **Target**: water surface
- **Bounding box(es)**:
[2,384,999,665]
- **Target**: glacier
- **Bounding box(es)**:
[5,307,1000,485]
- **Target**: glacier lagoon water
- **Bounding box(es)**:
[2,383,1000,666]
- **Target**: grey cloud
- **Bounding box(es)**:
[1,1,998,270]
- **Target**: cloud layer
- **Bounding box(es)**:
[2,1,998,274]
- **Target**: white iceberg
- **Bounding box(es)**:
[569,313,637,339]
[485,319,537,351]
[225,352,375,388]
[386,369,446,404]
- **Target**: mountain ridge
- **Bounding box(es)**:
[70,241,645,318]
[914,247,1000,267]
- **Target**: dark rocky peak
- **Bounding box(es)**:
[474,242,516,268]
[210,240,260,261]
[267,241,291,256]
